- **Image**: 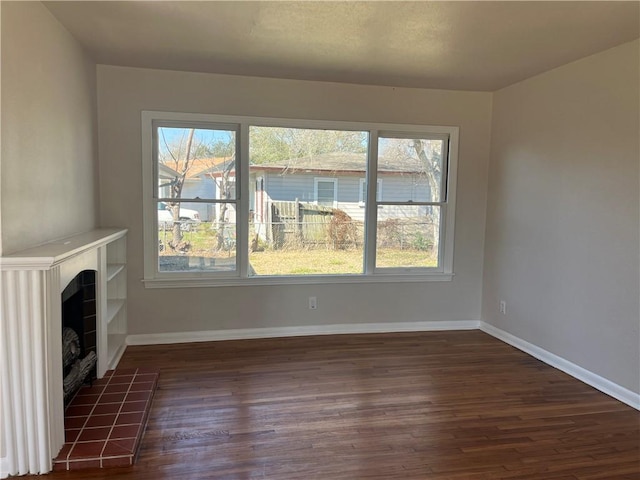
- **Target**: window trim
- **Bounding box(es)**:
[373,132,450,274]
[314,177,338,208]
[359,178,382,206]
[142,111,459,287]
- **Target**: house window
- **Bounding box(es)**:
[149,122,238,275]
[359,178,382,205]
[375,134,449,270]
[142,112,458,286]
[314,178,337,207]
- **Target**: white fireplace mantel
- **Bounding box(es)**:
[0,228,127,477]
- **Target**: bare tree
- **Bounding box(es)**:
[378,138,443,253]
[212,156,236,250]
[411,139,442,253]
[159,128,195,247]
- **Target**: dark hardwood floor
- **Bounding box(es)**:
[32,331,639,479]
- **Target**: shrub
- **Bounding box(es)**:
[327,209,358,250]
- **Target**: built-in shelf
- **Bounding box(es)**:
[107,334,128,369]
[105,234,127,372]
[106,263,125,282]
[106,299,125,325]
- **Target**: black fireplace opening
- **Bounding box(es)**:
[61,270,98,405]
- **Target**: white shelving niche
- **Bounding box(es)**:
[101,231,128,373]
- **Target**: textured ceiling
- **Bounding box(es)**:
[44,1,640,91]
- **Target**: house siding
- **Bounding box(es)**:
[181,175,216,221]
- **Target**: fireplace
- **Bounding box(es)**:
[61,270,98,404]
[0,228,127,477]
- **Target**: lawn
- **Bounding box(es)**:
[249,247,436,275]
[160,224,437,274]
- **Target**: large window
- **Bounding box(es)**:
[142,112,458,286]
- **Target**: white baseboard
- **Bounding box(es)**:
[480,322,640,410]
[124,319,638,411]
[126,320,480,346]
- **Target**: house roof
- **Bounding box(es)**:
[159,157,232,179]
[205,152,424,177]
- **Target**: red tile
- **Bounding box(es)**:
[129,381,155,392]
[92,402,121,415]
[101,392,127,403]
[68,459,101,470]
[135,367,160,374]
[70,394,101,406]
[54,443,73,461]
[77,385,106,395]
[120,400,147,413]
[65,416,88,429]
[116,412,144,425]
[70,440,105,458]
[53,460,69,471]
[104,383,130,393]
[110,425,140,439]
[110,375,134,384]
[65,404,94,417]
[114,437,136,451]
[104,370,114,377]
[101,455,133,467]
[78,427,112,442]
[65,429,81,443]
[85,414,117,428]
[125,391,150,402]
[60,367,158,471]
[103,440,132,456]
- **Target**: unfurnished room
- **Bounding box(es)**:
[1,1,639,479]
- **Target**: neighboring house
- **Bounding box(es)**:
[158,158,230,222]
[248,152,432,223]
[205,151,435,243]
[159,150,436,245]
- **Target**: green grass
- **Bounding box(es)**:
[249,247,436,275]
[160,225,437,274]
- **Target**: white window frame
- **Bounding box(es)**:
[359,178,382,206]
[373,131,450,275]
[314,177,338,208]
[142,111,459,287]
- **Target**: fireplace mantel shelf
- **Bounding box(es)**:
[0,228,126,270]
[1,228,128,478]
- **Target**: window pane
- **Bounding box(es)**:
[248,126,368,276]
[316,180,336,206]
[360,179,382,203]
[156,126,236,200]
[376,205,440,268]
[377,137,444,203]
[158,201,236,273]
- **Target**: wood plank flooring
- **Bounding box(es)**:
[29,331,639,479]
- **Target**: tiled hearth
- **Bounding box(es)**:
[53,368,159,471]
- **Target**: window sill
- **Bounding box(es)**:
[142,272,454,288]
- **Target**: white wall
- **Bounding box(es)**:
[0,1,98,471]
[482,40,640,393]
[97,66,492,335]
[0,1,98,255]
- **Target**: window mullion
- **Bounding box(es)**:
[237,123,250,278]
[364,130,379,275]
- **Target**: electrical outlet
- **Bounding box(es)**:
[499,300,506,315]
[309,296,317,310]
